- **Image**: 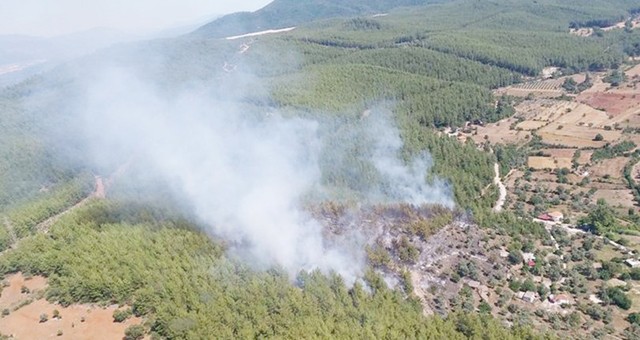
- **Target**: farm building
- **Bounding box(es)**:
[537,211,563,222]
[521,291,538,303]
[520,252,536,267]
[625,259,640,268]
[537,213,553,221]
[548,211,564,222]
[549,294,573,305]
[589,294,604,304]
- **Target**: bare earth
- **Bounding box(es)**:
[492,163,507,212]
[0,273,142,340]
[0,299,142,340]
[0,273,47,310]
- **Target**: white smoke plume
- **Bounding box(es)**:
[78,63,453,281]
[366,113,454,208]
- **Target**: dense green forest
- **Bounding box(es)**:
[2,0,640,338]
[0,201,547,339]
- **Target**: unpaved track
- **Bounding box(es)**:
[492,163,507,212]
[36,176,106,233]
[34,162,130,234]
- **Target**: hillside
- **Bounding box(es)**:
[2,0,640,339]
[190,0,433,38]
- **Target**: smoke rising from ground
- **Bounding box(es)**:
[79,61,453,281]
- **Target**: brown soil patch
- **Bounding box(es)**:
[0,273,142,339]
[625,135,640,148]
[515,100,563,121]
[469,118,531,145]
[553,103,611,127]
[554,158,572,169]
[537,128,614,148]
[593,189,636,208]
[540,149,577,168]
[0,273,47,310]
[515,100,612,128]
[542,149,576,158]
[581,75,610,94]
[627,64,640,78]
[0,299,142,340]
[528,156,571,170]
[590,157,629,180]
[516,120,547,130]
[579,93,640,115]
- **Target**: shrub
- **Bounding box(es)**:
[509,280,521,292]
[113,308,132,323]
[521,278,536,292]
[628,312,640,325]
[508,249,523,265]
[478,301,492,314]
[39,313,48,323]
[605,287,632,310]
[124,325,145,340]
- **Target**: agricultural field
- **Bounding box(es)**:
[496,74,586,98]
[472,65,640,221]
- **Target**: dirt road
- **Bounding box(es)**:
[36,176,104,233]
[492,163,507,212]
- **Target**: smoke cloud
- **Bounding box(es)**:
[77,54,453,281]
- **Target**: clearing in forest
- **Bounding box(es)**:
[0,273,142,340]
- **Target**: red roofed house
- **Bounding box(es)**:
[538,211,564,223]
[523,253,536,267]
[537,213,553,221]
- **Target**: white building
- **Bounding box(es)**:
[625,259,640,268]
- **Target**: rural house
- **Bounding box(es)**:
[549,294,573,305]
[548,211,564,222]
[625,259,640,268]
